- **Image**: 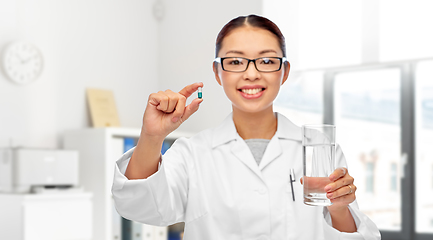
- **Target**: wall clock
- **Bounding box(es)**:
[2,41,44,85]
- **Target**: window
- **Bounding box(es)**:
[274,71,324,125]
[333,68,402,231]
[264,1,433,238]
[273,60,433,239]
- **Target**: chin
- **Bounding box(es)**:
[232,104,274,114]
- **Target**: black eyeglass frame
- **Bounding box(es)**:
[214,57,287,73]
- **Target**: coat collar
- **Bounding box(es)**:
[275,112,302,142]
[211,112,302,149]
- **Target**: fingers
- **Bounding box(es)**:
[148,83,204,124]
[180,98,203,122]
[329,167,347,182]
[328,190,356,206]
[179,82,204,98]
[153,90,176,113]
[150,82,203,112]
[325,170,354,192]
[171,94,187,122]
[326,184,357,200]
[325,168,356,204]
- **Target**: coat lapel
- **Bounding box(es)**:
[259,113,301,171]
[258,134,283,171]
[212,114,263,179]
[212,112,302,180]
[230,135,263,179]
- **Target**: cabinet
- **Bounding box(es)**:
[0,192,93,240]
[63,128,190,240]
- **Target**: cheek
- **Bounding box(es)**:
[219,76,240,101]
[219,73,236,88]
[275,71,285,82]
[267,74,284,98]
[270,72,285,87]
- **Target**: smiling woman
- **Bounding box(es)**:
[111,14,381,240]
[212,25,289,122]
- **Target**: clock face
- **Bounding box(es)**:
[2,41,43,85]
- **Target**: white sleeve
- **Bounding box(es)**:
[322,144,381,240]
[111,138,190,226]
[322,201,381,239]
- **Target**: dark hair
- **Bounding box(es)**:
[215,14,286,58]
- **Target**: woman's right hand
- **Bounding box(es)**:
[141,82,204,139]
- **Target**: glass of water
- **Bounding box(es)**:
[302,124,336,206]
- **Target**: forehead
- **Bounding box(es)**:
[220,26,282,56]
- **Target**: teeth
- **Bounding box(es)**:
[241,88,263,95]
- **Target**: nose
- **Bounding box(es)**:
[243,61,260,81]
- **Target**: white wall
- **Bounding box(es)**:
[158,0,263,133]
[0,0,159,148]
[0,0,264,149]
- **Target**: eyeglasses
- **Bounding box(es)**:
[214,57,287,72]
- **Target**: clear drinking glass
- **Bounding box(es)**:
[302,124,336,206]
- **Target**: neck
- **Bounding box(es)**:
[232,107,277,140]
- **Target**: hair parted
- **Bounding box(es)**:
[215,14,286,58]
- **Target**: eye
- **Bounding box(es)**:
[259,58,275,65]
[227,58,243,65]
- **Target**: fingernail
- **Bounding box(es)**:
[324,185,331,192]
[172,117,179,122]
[341,167,347,175]
[327,192,333,199]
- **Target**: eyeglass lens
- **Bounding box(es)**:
[222,57,282,72]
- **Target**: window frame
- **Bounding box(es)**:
[321,59,433,240]
[391,162,398,192]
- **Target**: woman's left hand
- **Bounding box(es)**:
[324,167,357,211]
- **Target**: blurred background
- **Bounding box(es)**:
[0,0,432,240]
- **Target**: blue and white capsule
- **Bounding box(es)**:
[198,87,202,99]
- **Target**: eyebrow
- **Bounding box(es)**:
[225,50,244,55]
[259,49,278,54]
[225,49,278,55]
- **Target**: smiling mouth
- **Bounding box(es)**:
[239,88,265,95]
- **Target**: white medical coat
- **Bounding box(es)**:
[112,113,381,240]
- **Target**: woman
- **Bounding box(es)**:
[112,14,381,239]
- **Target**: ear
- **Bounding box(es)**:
[213,62,222,86]
[281,61,290,85]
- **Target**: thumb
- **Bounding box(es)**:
[180,98,203,122]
